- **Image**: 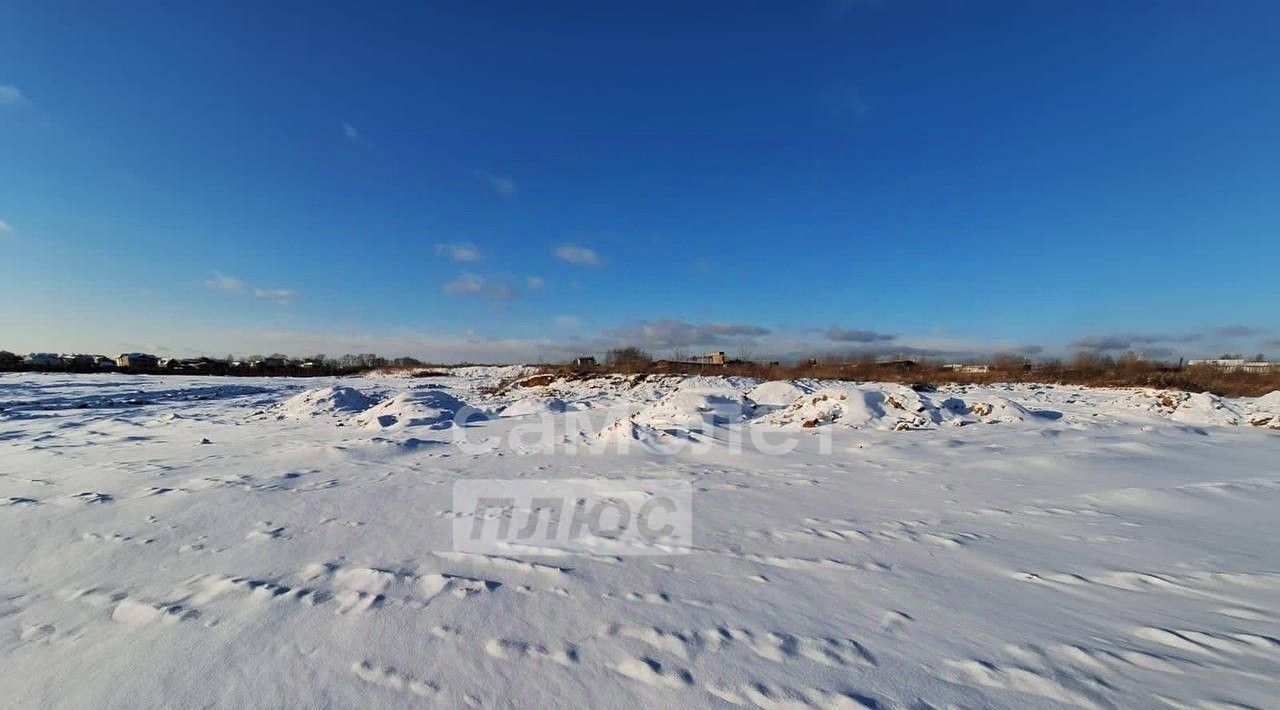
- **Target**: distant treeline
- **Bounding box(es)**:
[5,347,1278,397]
[544,348,1280,398]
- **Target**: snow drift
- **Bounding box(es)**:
[499,396,569,418]
[275,385,375,419]
[746,381,809,408]
[631,388,755,432]
[1123,390,1248,427]
[355,388,481,430]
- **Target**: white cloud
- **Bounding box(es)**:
[554,245,602,267]
[476,171,517,196]
[204,272,247,294]
[0,219,13,234]
[443,273,487,295]
[342,122,362,142]
[0,85,27,106]
[436,243,482,262]
[253,288,297,301]
[554,315,581,329]
[526,276,545,290]
[444,273,515,301]
[204,273,296,302]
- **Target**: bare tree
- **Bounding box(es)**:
[606,347,652,372]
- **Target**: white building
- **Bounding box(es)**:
[1187,359,1276,373]
[943,363,991,374]
[116,353,160,369]
[689,351,727,365]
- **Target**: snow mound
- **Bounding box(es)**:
[1124,390,1247,427]
[1122,390,1192,417]
[506,373,559,391]
[1169,392,1244,427]
[1248,391,1280,429]
[595,417,662,445]
[355,389,481,430]
[764,385,939,430]
[275,386,374,418]
[877,384,944,425]
[1248,414,1280,430]
[764,388,849,428]
[747,381,809,408]
[450,364,532,381]
[847,385,945,429]
[676,375,760,392]
[1255,390,1280,410]
[962,396,1036,424]
[500,396,568,418]
[759,385,1040,430]
[632,389,755,431]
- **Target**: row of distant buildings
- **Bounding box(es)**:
[567,352,1278,375]
[1185,358,1279,374]
[935,359,1278,374]
[0,352,325,373]
[570,351,733,369]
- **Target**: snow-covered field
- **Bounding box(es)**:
[2,369,1279,709]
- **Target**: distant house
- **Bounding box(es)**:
[1239,361,1277,374]
[571,356,597,368]
[159,357,226,374]
[256,356,286,370]
[26,353,61,367]
[116,353,160,369]
[1188,358,1246,368]
[1187,358,1276,374]
[61,353,95,368]
[943,363,990,374]
[181,358,211,372]
[688,351,727,366]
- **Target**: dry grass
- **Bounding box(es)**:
[530,361,1280,398]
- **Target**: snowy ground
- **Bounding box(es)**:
[1,369,1279,709]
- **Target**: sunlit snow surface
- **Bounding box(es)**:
[2,369,1279,709]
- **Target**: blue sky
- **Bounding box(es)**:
[2,1,1278,362]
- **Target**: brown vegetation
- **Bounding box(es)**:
[535,354,1280,398]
